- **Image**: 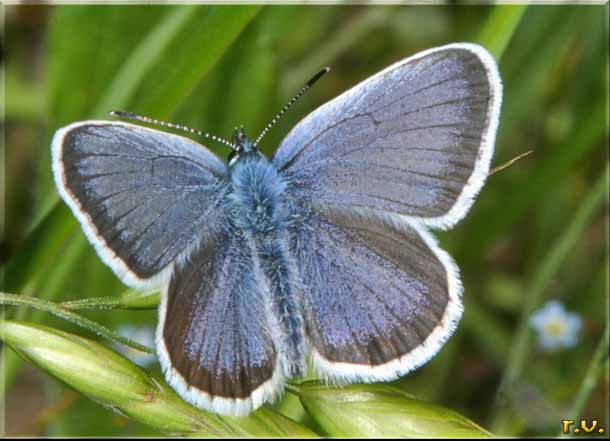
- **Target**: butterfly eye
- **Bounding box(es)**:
[228,150,239,166]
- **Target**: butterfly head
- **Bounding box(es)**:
[227,67,330,168]
[228,126,258,166]
[111,68,331,171]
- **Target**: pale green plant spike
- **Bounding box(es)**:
[0,320,318,437]
[116,288,160,309]
[294,381,492,438]
[223,407,319,438]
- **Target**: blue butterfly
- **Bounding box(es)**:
[52,43,502,416]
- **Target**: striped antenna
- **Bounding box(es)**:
[253,67,330,148]
[109,110,238,151]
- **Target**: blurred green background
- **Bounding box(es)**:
[2,4,608,437]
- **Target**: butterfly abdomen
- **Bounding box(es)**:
[229,154,306,377]
[256,238,305,377]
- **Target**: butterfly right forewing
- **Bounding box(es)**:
[52,121,228,289]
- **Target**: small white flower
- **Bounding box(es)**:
[114,324,157,367]
[530,300,582,351]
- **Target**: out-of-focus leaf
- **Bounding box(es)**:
[295,381,491,438]
[462,301,512,363]
[174,6,286,157]
[128,6,262,119]
[47,6,168,127]
[476,5,527,60]
[93,6,199,118]
[3,203,76,293]
[282,7,391,96]
[38,6,167,213]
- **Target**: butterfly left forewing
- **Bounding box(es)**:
[291,209,461,382]
[157,229,283,416]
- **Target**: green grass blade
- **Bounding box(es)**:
[476,5,527,60]
[282,7,392,95]
[93,6,199,117]
[128,6,262,118]
[60,288,159,311]
[558,320,609,437]
[2,204,76,293]
[0,292,153,354]
[175,6,281,148]
[37,6,169,211]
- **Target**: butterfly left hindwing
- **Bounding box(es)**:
[157,228,282,416]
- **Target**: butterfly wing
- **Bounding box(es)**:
[274,43,501,380]
[292,209,460,382]
[157,230,282,416]
[274,43,501,229]
[52,121,228,288]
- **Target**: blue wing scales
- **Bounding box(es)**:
[157,230,282,416]
[274,43,501,229]
[291,210,461,381]
[52,121,228,288]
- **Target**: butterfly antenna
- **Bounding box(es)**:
[109,110,239,151]
[253,67,330,148]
